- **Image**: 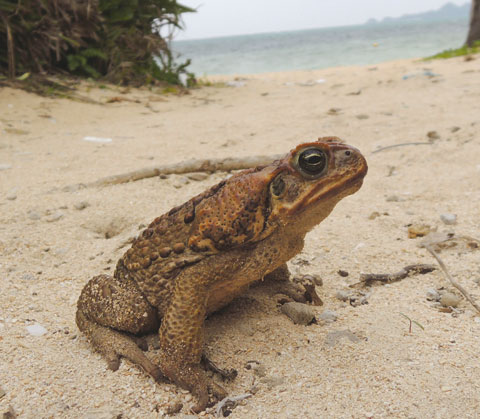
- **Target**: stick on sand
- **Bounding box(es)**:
[73,154,283,189]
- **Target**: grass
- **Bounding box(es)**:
[426,41,480,60]
[196,77,226,88]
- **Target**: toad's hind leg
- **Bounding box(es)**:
[76,274,163,381]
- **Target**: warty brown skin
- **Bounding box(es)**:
[76,136,368,412]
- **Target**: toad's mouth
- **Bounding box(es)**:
[289,165,367,216]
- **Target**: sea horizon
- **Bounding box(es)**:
[172,17,469,76]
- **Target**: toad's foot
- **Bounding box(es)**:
[202,354,238,381]
[264,264,323,305]
[158,357,227,413]
[145,336,237,381]
[292,274,323,306]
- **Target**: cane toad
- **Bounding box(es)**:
[76,137,368,412]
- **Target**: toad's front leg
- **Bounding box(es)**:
[157,278,226,412]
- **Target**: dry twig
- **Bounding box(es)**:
[372,142,432,154]
[74,154,283,189]
[423,244,480,314]
[351,264,436,288]
[215,393,252,418]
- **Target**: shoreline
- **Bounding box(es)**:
[1,55,480,417]
[173,17,469,76]
[206,56,425,80]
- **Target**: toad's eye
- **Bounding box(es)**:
[298,148,327,176]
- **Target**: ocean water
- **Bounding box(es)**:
[173,19,469,75]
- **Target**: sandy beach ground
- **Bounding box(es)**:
[1,55,480,418]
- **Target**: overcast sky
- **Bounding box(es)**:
[175,0,470,40]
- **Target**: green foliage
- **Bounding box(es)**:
[426,41,480,60]
[0,0,195,85]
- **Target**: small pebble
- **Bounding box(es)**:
[368,211,380,220]
[318,309,338,323]
[54,247,68,256]
[0,164,12,171]
[5,128,29,135]
[426,289,441,302]
[327,107,342,115]
[260,375,285,389]
[337,270,349,277]
[46,211,63,223]
[353,242,365,252]
[450,126,461,133]
[325,329,360,347]
[82,136,112,143]
[165,401,183,415]
[355,114,369,120]
[3,405,16,419]
[26,323,47,336]
[186,172,208,181]
[21,273,36,281]
[74,201,90,210]
[27,210,41,220]
[335,290,351,302]
[62,184,81,193]
[427,130,440,140]
[386,195,401,202]
[408,224,431,239]
[252,364,267,378]
[172,176,190,189]
[440,292,461,308]
[440,213,457,225]
[6,188,17,200]
[83,409,123,419]
[280,302,315,325]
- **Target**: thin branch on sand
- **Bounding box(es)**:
[82,154,283,188]
[351,264,437,288]
[423,244,480,315]
[372,142,433,154]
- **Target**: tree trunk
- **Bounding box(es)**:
[466,0,480,46]
[0,12,15,79]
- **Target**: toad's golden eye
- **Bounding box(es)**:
[297,148,327,177]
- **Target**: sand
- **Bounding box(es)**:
[1,55,480,418]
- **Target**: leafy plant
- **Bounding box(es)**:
[0,0,195,85]
[426,41,480,60]
[400,312,425,334]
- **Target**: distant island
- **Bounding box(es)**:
[365,2,471,25]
